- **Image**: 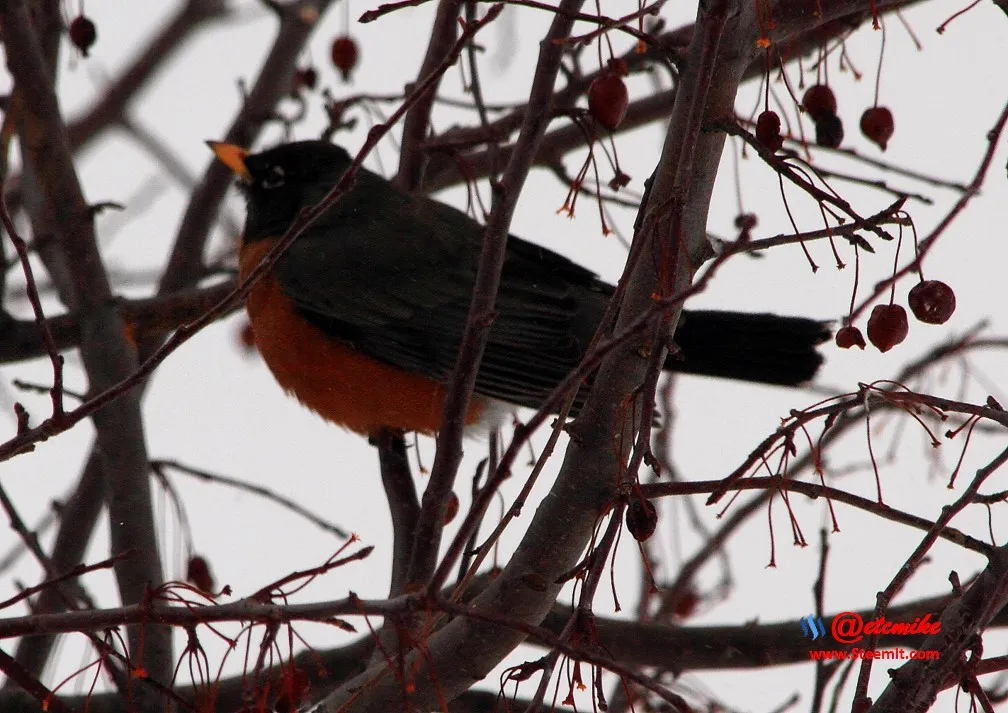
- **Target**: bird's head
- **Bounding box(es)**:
[208,139,355,243]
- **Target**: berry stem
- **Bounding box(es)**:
[763,48,771,111]
[848,242,860,319]
[905,211,925,281]
[873,18,886,106]
[889,219,903,305]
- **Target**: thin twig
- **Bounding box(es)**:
[151,459,349,539]
[847,100,1008,324]
[642,475,991,556]
[0,197,64,416]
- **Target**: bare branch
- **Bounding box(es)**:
[1,0,170,695]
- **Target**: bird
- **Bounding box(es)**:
[210,139,830,437]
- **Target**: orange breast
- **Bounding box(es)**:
[239,239,486,436]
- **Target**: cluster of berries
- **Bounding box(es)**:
[837,280,957,353]
[755,84,895,153]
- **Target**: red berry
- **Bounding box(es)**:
[69,15,97,56]
[734,213,758,231]
[626,498,658,542]
[908,280,956,324]
[755,110,783,152]
[330,35,358,81]
[860,106,895,151]
[608,170,631,191]
[802,85,837,123]
[588,74,628,131]
[815,113,844,148]
[294,66,318,91]
[443,492,459,525]
[186,556,215,594]
[835,325,866,350]
[866,304,909,353]
[238,321,256,355]
[673,588,701,619]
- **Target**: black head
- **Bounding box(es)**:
[212,140,355,242]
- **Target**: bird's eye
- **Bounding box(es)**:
[260,165,286,189]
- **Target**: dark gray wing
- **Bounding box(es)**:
[274,170,609,409]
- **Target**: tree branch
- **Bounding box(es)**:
[395,0,463,189]
[402,0,577,594]
[1,0,170,699]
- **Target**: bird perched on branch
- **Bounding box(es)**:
[211,140,829,437]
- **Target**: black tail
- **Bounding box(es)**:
[668,311,831,386]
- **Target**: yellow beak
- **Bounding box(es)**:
[207,141,251,182]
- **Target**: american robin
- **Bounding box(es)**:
[210,140,829,437]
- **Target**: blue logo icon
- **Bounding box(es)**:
[800,615,826,640]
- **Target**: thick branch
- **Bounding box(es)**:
[314,1,753,711]
[375,429,420,598]
[3,2,332,681]
[1,0,170,696]
[395,0,463,189]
